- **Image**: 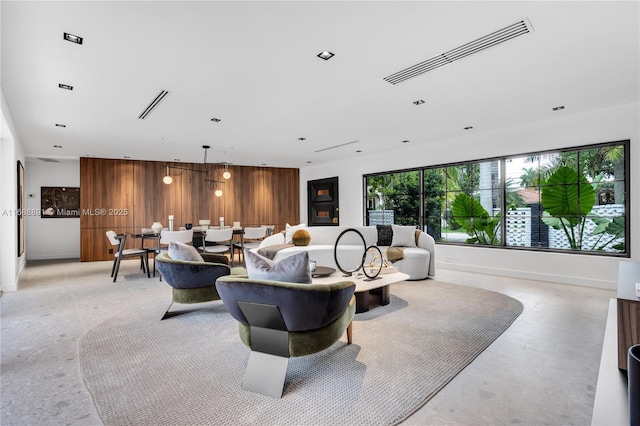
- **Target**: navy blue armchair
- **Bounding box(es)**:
[215,274,355,397]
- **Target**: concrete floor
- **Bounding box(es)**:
[1,259,615,425]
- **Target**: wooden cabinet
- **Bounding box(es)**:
[617,261,640,370]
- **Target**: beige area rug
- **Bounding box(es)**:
[79,280,523,425]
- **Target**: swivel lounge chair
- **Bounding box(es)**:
[153,229,194,280]
[215,274,356,398]
[155,248,231,320]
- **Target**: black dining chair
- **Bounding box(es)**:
[106,231,150,282]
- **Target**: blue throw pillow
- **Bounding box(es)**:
[244,250,312,284]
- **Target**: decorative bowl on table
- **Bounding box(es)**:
[311,266,336,278]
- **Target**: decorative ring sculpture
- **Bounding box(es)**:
[363,245,383,279]
[334,228,367,276]
[333,228,382,279]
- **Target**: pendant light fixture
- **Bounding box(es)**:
[162,166,173,184]
[222,164,231,180]
[161,145,229,194]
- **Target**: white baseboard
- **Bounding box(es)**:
[437,262,617,289]
[1,282,18,292]
[26,253,80,261]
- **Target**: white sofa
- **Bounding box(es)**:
[255,226,435,280]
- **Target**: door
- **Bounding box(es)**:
[307,177,339,226]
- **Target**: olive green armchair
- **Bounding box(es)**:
[155,252,233,320]
[215,274,356,398]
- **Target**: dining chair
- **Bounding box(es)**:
[201,228,234,265]
[237,226,268,264]
[261,225,275,236]
[105,231,150,282]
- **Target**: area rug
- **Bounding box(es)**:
[79,280,523,425]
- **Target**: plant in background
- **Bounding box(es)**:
[451,193,501,245]
[541,166,624,251]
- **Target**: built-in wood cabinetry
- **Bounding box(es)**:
[80,157,299,261]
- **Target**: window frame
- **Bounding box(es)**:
[363,139,630,258]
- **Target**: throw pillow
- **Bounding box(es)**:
[292,229,311,246]
[257,244,295,260]
[245,250,312,284]
[391,225,417,247]
[168,242,204,262]
[285,223,306,244]
[376,224,393,246]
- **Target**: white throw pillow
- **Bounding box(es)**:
[168,242,204,262]
[285,223,306,244]
[391,225,417,247]
[244,250,312,284]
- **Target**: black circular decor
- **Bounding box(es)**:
[363,245,383,279]
[334,228,367,276]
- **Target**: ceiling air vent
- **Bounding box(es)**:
[138,90,170,119]
[383,17,533,85]
[37,158,61,162]
[314,140,359,153]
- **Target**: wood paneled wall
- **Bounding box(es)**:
[80,157,299,261]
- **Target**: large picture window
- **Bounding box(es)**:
[364,140,629,256]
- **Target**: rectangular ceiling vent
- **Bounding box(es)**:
[314,140,359,153]
[383,17,533,85]
[37,158,61,162]
[138,90,170,119]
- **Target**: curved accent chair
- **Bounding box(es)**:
[153,229,194,279]
[215,274,356,398]
[155,252,231,320]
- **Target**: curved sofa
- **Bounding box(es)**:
[256,226,435,280]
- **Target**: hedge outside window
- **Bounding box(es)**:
[364,140,628,257]
[365,171,420,228]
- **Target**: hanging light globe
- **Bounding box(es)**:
[163,175,173,185]
[222,170,231,179]
[214,188,223,197]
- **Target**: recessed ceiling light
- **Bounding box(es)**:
[63,32,83,44]
[53,145,62,148]
[261,163,267,166]
[298,137,306,141]
[401,140,410,143]
[464,126,474,130]
[306,161,312,164]
[210,117,221,122]
[58,83,73,91]
[356,150,362,153]
[55,123,66,127]
[124,156,131,159]
[317,50,334,60]
[413,99,425,105]
[552,105,565,111]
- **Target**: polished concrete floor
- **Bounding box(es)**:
[1,258,615,425]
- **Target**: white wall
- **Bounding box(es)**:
[24,159,80,260]
[299,102,640,289]
[1,88,26,292]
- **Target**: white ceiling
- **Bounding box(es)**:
[2,1,639,168]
